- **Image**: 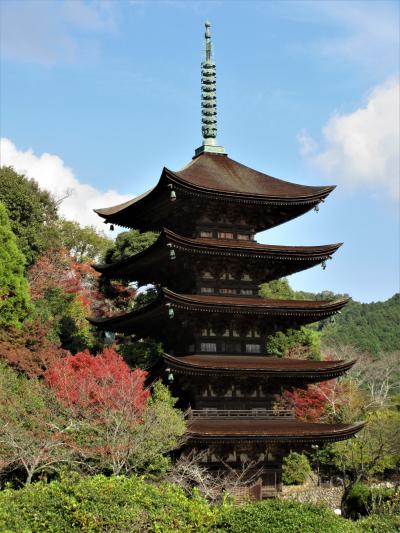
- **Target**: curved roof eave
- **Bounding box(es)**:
[93,228,342,275]
[187,420,366,443]
[88,289,349,332]
[162,353,356,377]
[165,167,335,203]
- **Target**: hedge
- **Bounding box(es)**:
[1,474,396,533]
[356,514,400,533]
[215,499,359,533]
[0,474,218,532]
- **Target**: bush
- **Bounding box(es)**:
[282,452,311,485]
[344,483,397,520]
[216,500,359,533]
[357,514,400,532]
[0,474,218,532]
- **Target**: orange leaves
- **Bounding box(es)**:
[45,347,150,417]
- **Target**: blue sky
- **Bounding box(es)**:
[0,0,399,303]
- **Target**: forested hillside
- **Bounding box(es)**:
[321,294,400,355]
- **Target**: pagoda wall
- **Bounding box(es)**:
[177,377,281,411]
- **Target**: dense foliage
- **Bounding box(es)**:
[104,229,158,264]
[282,452,312,485]
[0,202,31,328]
[0,166,58,266]
[216,500,358,533]
[322,295,400,355]
[55,218,113,263]
[266,326,321,360]
[344,483,399,520]
[261,278,400,356]
[0,361,72,485]
[0,474,218,532]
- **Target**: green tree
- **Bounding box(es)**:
[266,327,322,360]
[322,295,400,355]
[282,452,312,485]
[260,278,321,360]
[0,361,74,485]
[56,218,113,263]
[0,203,31,328]
[104,229,158,264]
[259,278,299,300]
[0,166,58,266]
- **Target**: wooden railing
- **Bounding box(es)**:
[189,409,295,420]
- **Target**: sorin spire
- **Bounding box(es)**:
[195,21,226,156]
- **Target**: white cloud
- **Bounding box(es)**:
[298,80,400,201]
[0,138,131,233]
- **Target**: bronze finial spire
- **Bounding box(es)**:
[195,21,226,156]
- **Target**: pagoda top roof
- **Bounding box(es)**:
[176,153,333,198]
[94,153,334,223]
[163,353,356,381]
[188,418,365,444]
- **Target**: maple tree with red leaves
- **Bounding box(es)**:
[45,347,149,415]
[279,378,359,423]
[0,320,67,378]
[28,248,101,309]
[44,348,167,476]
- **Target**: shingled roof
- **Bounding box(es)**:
[94,153,334,230]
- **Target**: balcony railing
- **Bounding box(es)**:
[189,409,295,420]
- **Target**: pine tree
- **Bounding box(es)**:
[0,202,30,328]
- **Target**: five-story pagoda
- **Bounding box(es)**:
[90,22,363,499]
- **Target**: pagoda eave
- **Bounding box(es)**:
[93,156,335,232]
[93,228,342,284]
[162,353,356,382]
[187,420,365,444]
[88,289,349,338]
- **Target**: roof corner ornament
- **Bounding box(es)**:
[195,21,226,157]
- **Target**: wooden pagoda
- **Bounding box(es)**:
[90,22,363,498]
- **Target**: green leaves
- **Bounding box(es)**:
[282,452,312,485]
[104,229,158,264]
[0,202,31,328]
[0,166,58,266]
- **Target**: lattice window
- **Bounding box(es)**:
[222,342,241,353]
[200,287,214,294]
[200,231,213,238]
[218,231,234,239]
[240,289,253,295]
[246,344,261,353]
[237,233,250,240]
[220,288,236,294]
[200,342,217,352]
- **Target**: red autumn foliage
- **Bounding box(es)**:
[28,247,133,318]
[0,320,68,377]
[28,248,102,309]
[282,382,331,421]
[280,379,350,422]
[44,347,150,415]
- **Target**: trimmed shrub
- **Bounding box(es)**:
[216,500,359,533]
[282,452,312,485]
[0,474,218,532]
